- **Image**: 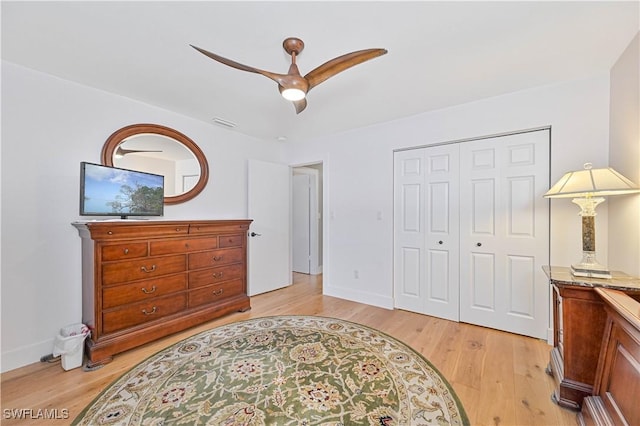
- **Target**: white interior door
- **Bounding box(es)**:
[394,145,460,321]
[247,159,291,296]
[292,174,311,273]
[459,131,550,338]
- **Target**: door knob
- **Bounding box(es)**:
[249,232,262,237]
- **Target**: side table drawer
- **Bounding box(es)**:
[103,293,187,334]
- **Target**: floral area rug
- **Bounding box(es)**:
[73,316,469,425]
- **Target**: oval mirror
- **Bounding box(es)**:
[101,124,209,205]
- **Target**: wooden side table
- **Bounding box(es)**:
[543,266,640,410]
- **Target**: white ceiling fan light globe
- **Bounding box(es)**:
[281,88,306,101]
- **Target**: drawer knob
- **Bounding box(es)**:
[176,228,182,232]
[142,306,157,315]
[213,272,224,279]
[124,248,129,255]
[213,256,223,262]
[107,231,113,235]
[213,288,224,296]
[141,285,157,294]
[141,265,157,273]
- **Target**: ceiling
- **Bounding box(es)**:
[2,1,638,142]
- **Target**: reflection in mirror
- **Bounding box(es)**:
[102,124,209,205]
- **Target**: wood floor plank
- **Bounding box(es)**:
[475,330,518,426]
[0,274,577,425]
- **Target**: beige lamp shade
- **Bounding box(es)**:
[544,163,640,198]
[543,162,640,278]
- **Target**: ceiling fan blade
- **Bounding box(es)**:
[293,98,308,114]
[304,48,388,90]
[116,147,163,156]
[190,44,287,84]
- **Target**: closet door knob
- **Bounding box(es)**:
[438,240,443,245]
[476,242,482,247]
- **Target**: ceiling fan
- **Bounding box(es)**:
[190,37,387,114]
[115,147,163,158]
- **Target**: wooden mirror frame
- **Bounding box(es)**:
[101,123,209,205]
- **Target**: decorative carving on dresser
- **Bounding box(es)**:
[73,220,252,367]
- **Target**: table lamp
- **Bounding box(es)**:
[544,162,640,278]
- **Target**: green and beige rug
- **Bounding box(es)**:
[74,316,468,425]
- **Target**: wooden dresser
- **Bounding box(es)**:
[578,288,640,426]
[73,219,252,367]
[544,266,640,410]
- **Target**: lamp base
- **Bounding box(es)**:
[570,266,611,279]
[571,251,611,278]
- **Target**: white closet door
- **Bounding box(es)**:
[459,130,549,339]
[394,145,460,321]
[423,145,460,321]
[394,149,427,313]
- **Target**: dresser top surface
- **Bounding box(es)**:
[543,265,640,292]
[73,219,252,227]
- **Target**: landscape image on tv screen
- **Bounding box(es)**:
[81,162,164,217]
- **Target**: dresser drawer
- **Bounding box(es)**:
[218,234,244,248]
[149,237,218,256]
[101,242,148,261]
[190,223,250,235]
[188,279,244,308]
[102,255,186,285]
[102,274,187,309]
[188,264,245,289]
[188,247,243,270]
[89,224,189,240]
[102,293,187,334]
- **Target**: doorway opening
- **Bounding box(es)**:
[292,163,323,276]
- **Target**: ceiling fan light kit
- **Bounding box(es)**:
[281,88,306,102]
[191,37,387,113]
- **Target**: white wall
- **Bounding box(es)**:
[286,74,611,310]
[0,61,285,372]
[608,32,640,276]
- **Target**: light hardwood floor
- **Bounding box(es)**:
[1,273,577,425]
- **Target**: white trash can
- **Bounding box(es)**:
[52,323,90,370]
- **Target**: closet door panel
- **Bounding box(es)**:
[470,252,496,310]
[507,255,536,318]
[394,150,426,313]
[424,145,460,321]
[460,130,549,339]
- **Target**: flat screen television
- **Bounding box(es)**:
[80,162,164,219]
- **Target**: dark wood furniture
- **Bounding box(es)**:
[544,266,640,410]
[73,219,252,367]
[578,288,640,425]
